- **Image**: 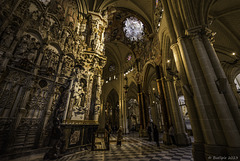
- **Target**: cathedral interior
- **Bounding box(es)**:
[0,0,240,161]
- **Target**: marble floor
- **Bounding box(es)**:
[71,133,193,161]
[8,133,193,161]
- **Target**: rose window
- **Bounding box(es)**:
[123,17,144,41]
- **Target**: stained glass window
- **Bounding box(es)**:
[156,0,159,7]
[123,17,144,41]
[127,55,132,61]
[108,64,116,72]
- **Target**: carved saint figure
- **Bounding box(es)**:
[0,26,15,48]
[14,34,31,57]
[73,79,84,107]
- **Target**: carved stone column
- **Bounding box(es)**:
[123,77,129,134]
[141,92,149,127]
[63,79,74,121]
[155,65,171,144]
[124,93,129,134]
[177,36,217,160]
[137,84,143,132]
[176,30,240,159]
[9,86,23,117]
[86,73,94,120]
[1,38,18,70]
[166,76,190,145]
[93,73,102,121]
[189,29,240,157]
[137,83,148,136]
[38,83,64,147]
[192,30,240,140]
[98,98,105,129]
[33,44,47,75]
[119,72,124,129]
[171,43,204,144]
[202,33,240,130]
[84,11,107,121]
[163,0,240,158]
[118,97,123,129]
[5,78,34,151]
[14,78,34,129]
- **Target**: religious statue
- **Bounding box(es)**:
[71,77,86,120]
[73,79,84,107]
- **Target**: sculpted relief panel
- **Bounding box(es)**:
[39,46,60,77]
[12,33,41,71]
[0,0,108,153]
[71,77,87,120]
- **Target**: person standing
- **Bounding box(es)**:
[147,123,152,141]
[153,124,160,147]
[117,126,123,146]
[105,124,111,150]
[169,125,176,145]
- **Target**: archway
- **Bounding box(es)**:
[126,82,139,132]
[106,89,119,133]
[178,95,192,136]
[143,64,163,131]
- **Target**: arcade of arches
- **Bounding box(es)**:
[0,0,240,161]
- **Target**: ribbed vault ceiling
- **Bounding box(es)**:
[79,0,240,81]
[79,0,155,30]
[209,0,240,65]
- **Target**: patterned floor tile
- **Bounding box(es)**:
[72,133,193,161]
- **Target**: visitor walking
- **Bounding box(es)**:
[147,123,152,141]
[105,124,111,150]
[117,126,123,146]
[169,125,176,145]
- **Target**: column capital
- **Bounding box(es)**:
[170,43,178,50]
[177,36,186,43]
[185,26,215,42]
[185,25,202,35]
